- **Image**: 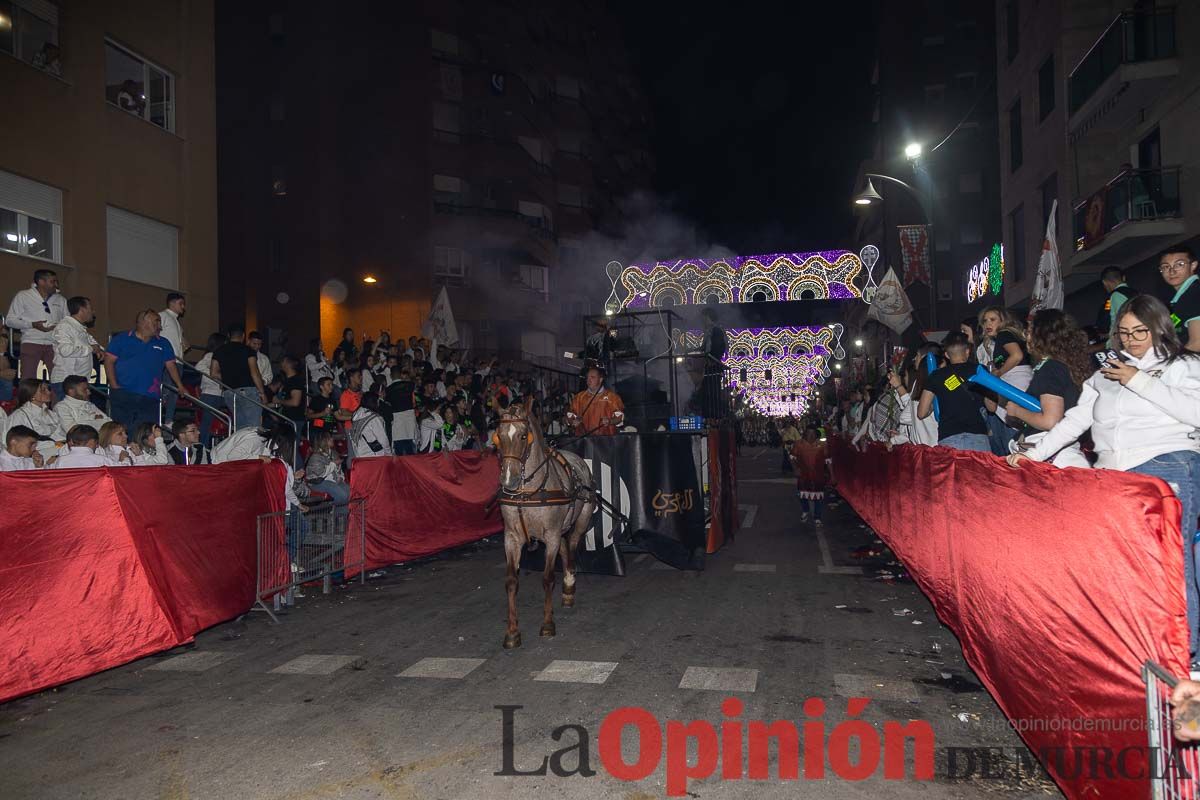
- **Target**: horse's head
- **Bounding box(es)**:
[494,395,541,493]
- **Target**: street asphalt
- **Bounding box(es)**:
[0,446,1060,799]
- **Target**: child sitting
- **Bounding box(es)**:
[0,425,49,471]
[98,421,134,465]
[54,425,113,469]
[304,429,350,504]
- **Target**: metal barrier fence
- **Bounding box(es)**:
[1144,660,1200,798]
[255,498,366,622]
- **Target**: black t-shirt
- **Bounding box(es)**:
[992,330,1031,370]
[929,362,987,440]
[1171,277,1200,347]
[1015,359,1079,437]
[280,374,307,423]
[309,394,335,428]
[212,342,256,388]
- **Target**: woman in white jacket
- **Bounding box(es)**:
[349,393,389,459]
[8,378,65,458]
[1009,296,1200,660]
[129,422,171,465]
[893,344,941,446]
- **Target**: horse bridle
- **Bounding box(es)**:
[494,415,536,481]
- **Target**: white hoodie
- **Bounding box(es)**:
[56,394,111,432]
[1025,350,1200,471]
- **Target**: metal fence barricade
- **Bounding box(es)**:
[1144,660,1200,799]
[255,498,366,622]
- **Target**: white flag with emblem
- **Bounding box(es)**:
[1030,200,1064,313]
[866,266,914,334]
[421,286,460,345]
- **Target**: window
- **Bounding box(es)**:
[518,200,552,230]
[433,174,462,206]
[439,63,462,101]
[1006,1,1019,63]
[0,168,62,262]
[559,237,582,268]
[519,264,547,293]
[433,246,467,287]
[106,206,179,289]
[924,84,946,106]
[959,221,983,245]
[557,183,583,208]
[1139,127,1161,169]
[519,135,550,166]
[1009,205,1025,282]
[959,172,982,193]
[954,72,978,91]
[1009,98,1023,172]
[105,40,174,132]
[431,29,460,57]
[921,35,945,47]
[0,0,60,75]
[433,102,460,141]
[557,130,583,157]
[1038,55,1055,120]
[555,75,580,100]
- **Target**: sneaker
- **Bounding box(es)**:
[815,519,824,526]
[799,512,809,523]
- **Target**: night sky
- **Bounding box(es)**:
[614,3,879,256]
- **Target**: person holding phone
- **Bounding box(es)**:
[1008,296,1200,661]
[986,309,1093,468]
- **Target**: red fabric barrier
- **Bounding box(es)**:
[0,462,286,704]
[832,438,1188,800]
[347,451,502,573]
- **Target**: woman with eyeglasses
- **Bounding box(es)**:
[1008,295,1200,661]
[7,377,66,459]
[1160,246,1200,352]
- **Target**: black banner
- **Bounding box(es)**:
[562,433,706,574]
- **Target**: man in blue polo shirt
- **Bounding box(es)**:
[103,309,186,431]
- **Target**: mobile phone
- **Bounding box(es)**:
[1094,350,1124,367]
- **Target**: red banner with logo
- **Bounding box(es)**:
[347,451,503,574]
[831,438,1187,799]
[898,224,931,286]
[0,461,287,704]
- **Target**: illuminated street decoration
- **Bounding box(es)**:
[673,324,844,361]
[966,244,1004,303]
[612,251,863,312]
[859,245,879,304]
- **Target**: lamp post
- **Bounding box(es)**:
[852,170,938,327]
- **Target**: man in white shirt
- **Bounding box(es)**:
[249,330,274,384]
[56,376,111,432]
[50,296,103,398]
[158,293,187,426]
[5,268,68,381]
[54,425,114,469]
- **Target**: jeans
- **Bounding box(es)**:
[198,392,226,447]
[110,389,161,432]
[985,412,1016,456]
[223,386,261,432]
[803,498,823,520]
[940,432,991,452]
[393,440,415,456]
[1130,450,1200,655]
[309,479,350,505]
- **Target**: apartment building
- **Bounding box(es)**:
[998,0,1198,320]
[0,0,218,357]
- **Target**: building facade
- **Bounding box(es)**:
[997,0,1198,322]
[216,0,653,362]
[0,0,218,361]
[853,0,1002,332]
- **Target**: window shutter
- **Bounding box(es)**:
[106,207,179,289]
[0,169,62,223]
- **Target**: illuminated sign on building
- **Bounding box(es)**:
[966,243,1004,303]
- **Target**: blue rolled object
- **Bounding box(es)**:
[967,364,1042,413]
[925,352,941,422]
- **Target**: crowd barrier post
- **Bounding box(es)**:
[1144,660,1200,799]
[254,498,367,623]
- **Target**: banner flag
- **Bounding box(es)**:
[1030,200,1064,314]
[422,286,460,345]
[897,224,931,286]
[866,267,914,335]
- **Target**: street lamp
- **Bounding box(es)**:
[853,179,883,206]
[905,142,922,160]
[362,275,378,284]
[851,171,936,326]
[854,338,863,347]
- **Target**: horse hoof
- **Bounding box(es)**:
[562,594,575,608]
[539,622,556,638]
[502,632,522,649]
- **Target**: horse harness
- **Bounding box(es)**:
[494,416,592,542]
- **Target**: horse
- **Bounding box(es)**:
[494,395,596,649]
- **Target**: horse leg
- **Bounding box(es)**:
[540,536,558,637]
[502,533,522,649]
[561,501,593,608]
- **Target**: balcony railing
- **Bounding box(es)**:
[1069,8,1176,114]
[1072,167,1181,252]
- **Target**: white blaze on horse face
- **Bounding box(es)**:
[499,422,523,488]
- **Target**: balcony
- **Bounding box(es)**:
[1069,167,1184,274]
[1068,8,1178,139]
